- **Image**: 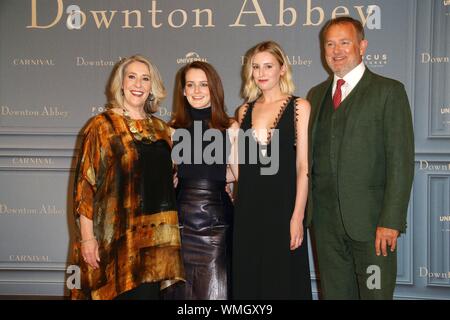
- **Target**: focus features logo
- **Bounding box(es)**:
[363,53,388,67]
[177,52,208,64]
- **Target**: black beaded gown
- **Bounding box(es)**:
[166,106,234,300]
[232,96,312,300]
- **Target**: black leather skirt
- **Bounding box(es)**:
[164,178,233,300]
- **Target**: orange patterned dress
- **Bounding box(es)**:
[71,110,184,300]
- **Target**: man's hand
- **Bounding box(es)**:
[375,227,399,256]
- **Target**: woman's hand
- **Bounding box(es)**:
[290,215,304,251]
[81,238,100,269]
[79,215,100,269]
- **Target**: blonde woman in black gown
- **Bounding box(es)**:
[233,41,312,299]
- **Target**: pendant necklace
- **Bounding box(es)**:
[122,107,157,144]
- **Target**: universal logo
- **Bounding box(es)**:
[440,215,450,232]
[363,53,388,67]
[177,52,208,64]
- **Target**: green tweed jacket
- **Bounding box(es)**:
[306,68,414,241]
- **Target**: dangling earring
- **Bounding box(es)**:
[145,93,154,108]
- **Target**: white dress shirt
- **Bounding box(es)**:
[332,62,366,103]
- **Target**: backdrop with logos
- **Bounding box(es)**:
[0,0,449,299]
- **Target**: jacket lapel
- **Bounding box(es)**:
[311,78,333,146]
[341,69,373,142]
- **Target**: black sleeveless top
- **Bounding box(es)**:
[174,106,229,182]
[136,139,177,214]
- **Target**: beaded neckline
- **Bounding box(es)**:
[249,95,292,145]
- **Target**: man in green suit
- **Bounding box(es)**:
[306,17,414,299]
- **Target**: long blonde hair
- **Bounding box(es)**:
[242,41,295,102]
[107,55,166,113]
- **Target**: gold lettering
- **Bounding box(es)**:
[332,6,350,18]
[192,8,214,27]
[27,0,64,29]
[303,0,324,26]
[122,10,143,29]
[148,0,163,28]
[276,0,297,27]
[168,9,188,28]
[230,0,271,27]
[90,10,117,29]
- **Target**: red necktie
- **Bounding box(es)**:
[333,79,346,110]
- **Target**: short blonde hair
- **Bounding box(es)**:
[107,55,166,113]
[242,41,295,102]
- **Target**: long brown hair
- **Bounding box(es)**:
[171,61,230,131]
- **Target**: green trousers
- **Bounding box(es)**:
[313,206,397,300]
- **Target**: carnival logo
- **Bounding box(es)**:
[12,157,54,166]
[9,255,50,262]
[177,52,208,64]
[363,53,388,67]
[12,58,55,66]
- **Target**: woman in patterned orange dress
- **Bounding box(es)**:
[71,55,184,300]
